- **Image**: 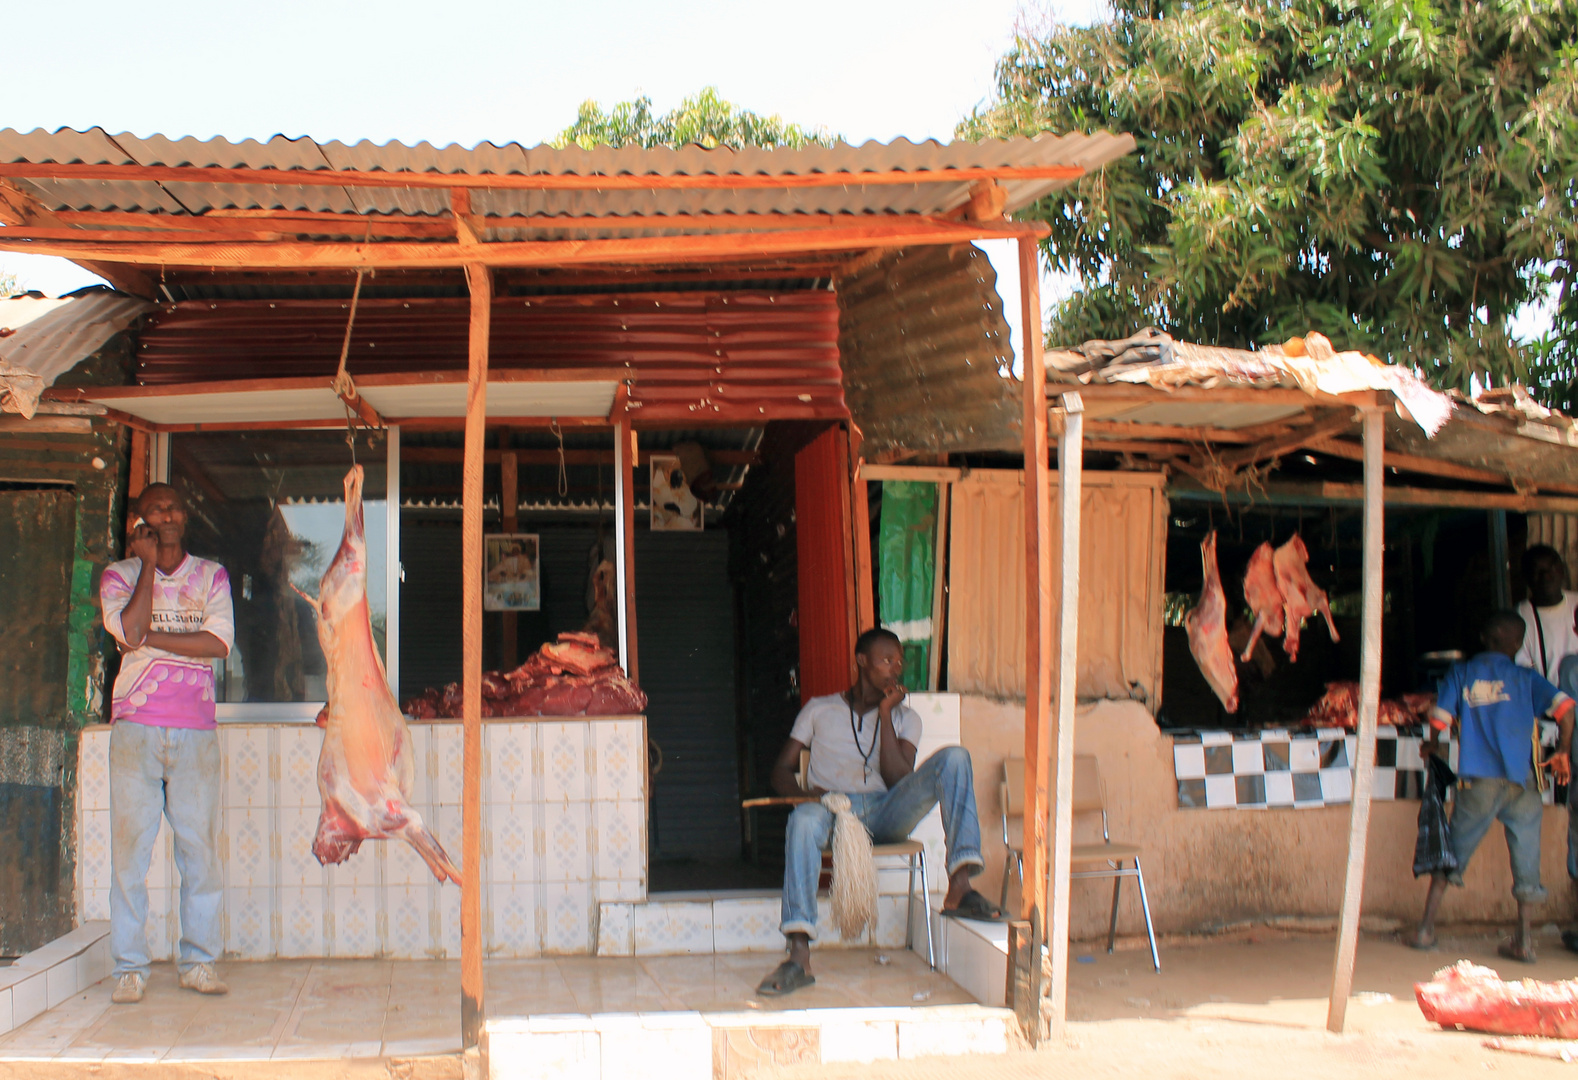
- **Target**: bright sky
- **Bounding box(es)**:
[1,0,1104,298]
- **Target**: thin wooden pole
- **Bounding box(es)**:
[1046,390,1083,1037]
[850,427,876,637]
[460,262,492,1050]
[1327,406,1384,1033]
[1011,234,1053,1045]
[927,482,950,692]
[500,431,519,670]
[616,421,640,683]
[127,429,149,502]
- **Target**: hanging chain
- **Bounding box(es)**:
[551,417,568,497]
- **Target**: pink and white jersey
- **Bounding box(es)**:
[101,554,235,729]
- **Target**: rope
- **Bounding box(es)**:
[822,792,877,939]
[332,265,368,464]
[551,418,568,498]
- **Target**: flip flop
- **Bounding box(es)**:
[941,889,1010,923]
[1497,938,1537,964]
[756,960,815,997]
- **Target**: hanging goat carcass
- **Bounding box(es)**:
[298,465,460,884]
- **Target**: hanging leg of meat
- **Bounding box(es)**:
[1240,541,1286,662]
[1272,534,1340,663]
[1186,532,1239,713]
[301,465,461,884]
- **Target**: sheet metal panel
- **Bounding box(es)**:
[0,290,153,386]
[794,425,854,702]
[0,128,1136,231]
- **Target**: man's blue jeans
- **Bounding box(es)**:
[109,722,224,977]
[1561,653,1578,881]
[1446,775,1546,903]
[781,745,984,939]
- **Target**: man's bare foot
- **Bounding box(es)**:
[1405,926,1437,950]
[1497,936,1537,964]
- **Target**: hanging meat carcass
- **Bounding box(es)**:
[300,466,460,884]
[1417,961,1578,1039]
[1240,541,1286,662]
[1273,534,1340,662]
[1186,532,1239,713]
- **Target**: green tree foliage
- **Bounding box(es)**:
[961,0,1578,399]
[555,87,836,151]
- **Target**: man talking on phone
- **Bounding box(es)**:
[755,628,1005,997]
[99,484,234,1004]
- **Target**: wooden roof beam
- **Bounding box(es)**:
[0,218,1050,270]
[0,179,158,298]
[0,160,1087,193]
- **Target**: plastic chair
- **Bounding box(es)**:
[998,754,1160,972]
[740,749,935,968]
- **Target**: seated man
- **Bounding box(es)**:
[1411,610,1573,963]
[757,628,1005,997]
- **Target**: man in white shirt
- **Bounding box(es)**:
[99,484,235,1005]
[755,628,1003,996]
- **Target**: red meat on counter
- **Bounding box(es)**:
[402,631,647,719]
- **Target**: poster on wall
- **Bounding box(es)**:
[650,453,703,531]
[484,533,541,610]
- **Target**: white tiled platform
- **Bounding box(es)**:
[0,923,111,1038]
[76,718,647,961]
[0,948,1005,1077]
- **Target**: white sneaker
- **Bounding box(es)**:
[178,963,229,995]
[111,972,146,1004]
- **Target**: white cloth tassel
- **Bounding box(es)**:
[822,792,877,939]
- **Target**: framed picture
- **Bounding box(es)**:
[650,453,702,531]
[484,533,541,611]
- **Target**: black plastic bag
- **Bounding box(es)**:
[1413,753,1458,878]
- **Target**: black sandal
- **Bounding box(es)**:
[941,889,1009,923]
[756,960,816,997]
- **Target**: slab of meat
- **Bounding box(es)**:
[1186,532,1239,713]
[1303,680,1434,728]
[301,466,460,884]
[1272,534,1339,662]
[1240,541,1286,662]
[1417,961,1578,1038]
[405,631,647,720]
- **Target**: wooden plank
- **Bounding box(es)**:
[0,416,93,434]
[1083,420,1256,444]
[1304,435,1578,495]
[0,218,1052,269]
[450,189,484,248]
[1060,383,1332,408]
[459,263,492,1050]
[1217,411,1357,469]
[860,464,963,483]
[52,367,626,400]
[1168,478,1578,514]
[0,159,1088,192]
[400,447,760,467]
[928,479,950,692]
[1013,234,1053,1045]
[128,429,149,501]
[0,179,158,297]
[617,421,640,683]
[500,436,519,670]
[1327,407,1384,1033]
[1047,391,1083,1038]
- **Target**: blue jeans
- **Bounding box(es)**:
[1446,775,1546,903]
[781,745,983,939]
[109,722,224,977]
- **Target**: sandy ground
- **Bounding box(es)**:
[766,925,1578,1080]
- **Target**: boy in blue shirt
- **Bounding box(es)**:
[1410,611,1573,962]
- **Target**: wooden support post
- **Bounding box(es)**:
[128,429,149,502]
[851,428,876,637]
[927,481,950,692]
[500,431,519,670]
[615,421,640,683]
[1046,390,1083,1037]
[1010,234,1053,1044]
[460,263,492,1050]
[1327,406,1385,1033]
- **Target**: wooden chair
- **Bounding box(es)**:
[998,754,1160,972]
[742,749,935,968]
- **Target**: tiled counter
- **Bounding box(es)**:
[75,717,646,961]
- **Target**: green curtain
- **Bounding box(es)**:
[877,481,938,691]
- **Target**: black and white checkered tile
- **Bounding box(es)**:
[1173,727,1458,810]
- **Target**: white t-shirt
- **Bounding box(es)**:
[1515,590,1578,683]
[789,692,923,795]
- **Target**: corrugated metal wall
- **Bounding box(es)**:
[132,292,845,427]
[794,426,855,702]
[947,471,1168,704]
[838,245,1020,459]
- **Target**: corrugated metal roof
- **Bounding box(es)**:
[0,288,152,415]
[0,127,1135,239]
[131,289,845,426]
